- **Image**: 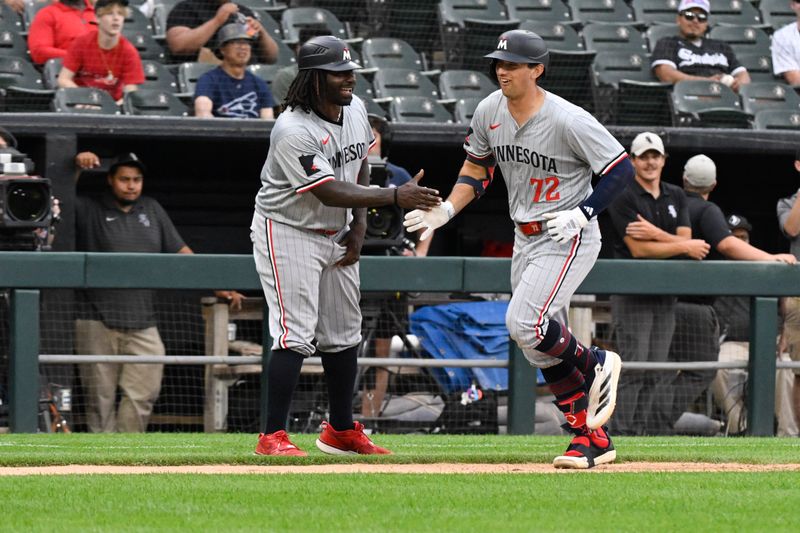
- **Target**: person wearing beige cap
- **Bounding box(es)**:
[607,132,709,435]
[654,154,797,434]
[651,0,750,92]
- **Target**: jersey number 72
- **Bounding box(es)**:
[530,176,560,202]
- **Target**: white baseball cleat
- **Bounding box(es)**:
[586,350,622,430]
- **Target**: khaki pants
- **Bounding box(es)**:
[75,320,165,433]
[711,341,798,436]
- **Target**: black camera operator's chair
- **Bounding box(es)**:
[52,88,120,115]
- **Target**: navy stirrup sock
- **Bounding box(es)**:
[536,320,604,376]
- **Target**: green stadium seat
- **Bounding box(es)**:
[710,0,762,27]
[141,60,178,92]
[365,0,440,57]
[280,7,349,44]
[124,6,154,35]
[177,62,215,96]
[0,4,22,33]
[123,30,166,61]
[389,95,453,123]
[758,0,796,31]
[736,53,778,83]
[631,0,681,26]
[52,87,120,115]
[0,31,28,60]
[670,79,750,128]
[453,96,483,123]
[753,108,800,130]
[646,24,678,52]
[0,55,52,111]
[439,0,519,70]
[519,20,585,52]
[438,70,497,102]
[569,0,635,26]
[360,38,425,73]
[739,82,800,116]
[540,49,598,112]
[372,68,439,101]
[504,0,573,24]
[708,25,771,57]
[123,88,189,116]
[582,23,648,53]
[42,57,61,90]
[247,63,283,91]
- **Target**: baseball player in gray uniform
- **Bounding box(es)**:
[251,35,441,456]
[405,30,634,469]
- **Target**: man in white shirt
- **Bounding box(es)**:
[772,0,800,85]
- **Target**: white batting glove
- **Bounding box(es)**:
[542,207,589,244]
[403,201,455,241]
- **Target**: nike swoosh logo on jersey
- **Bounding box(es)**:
[322,135,331,145]
[489,123,501,130]
[105,216,117,221]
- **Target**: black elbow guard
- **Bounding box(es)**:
[456,175,488,199]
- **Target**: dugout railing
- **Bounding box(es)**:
[1,252,796,436]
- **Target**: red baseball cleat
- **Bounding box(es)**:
[315,421,392,455]
[254,430,308,456]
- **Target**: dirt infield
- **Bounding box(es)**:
[1,463,799,475]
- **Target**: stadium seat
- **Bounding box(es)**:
[504,0,573,24]
[124,6,154,34]
[42,57,62,90]
[0,55,52,111]
[519,20,585,51]
[389,95,453,123]
[123,30,166,61]
[646,24,678,52]
[0,4,22,33]
[438,70,497,102]
[710,0,762,27]
[123,89,189,116]
[301,0,364,27]
[631,0,681,25]
[361,93,389,120]
[0,31,28,60]
[439,0,512,25]
[590,51,672,125]
[739,82,800,116]
[141,60,178,92]
[736,53,777,83]
[453,96,483,123]
[365,0,440,57]
[151,0,182,38]
[758,0,796,31]
[177,62,215,96]
[670,79,750,128]
[273,38,298,67]
[360,38,425,73]
[439,0,519,70]
[353,70,375,99]
[582,23,648,53]
[540,49,598,112]
[753,108,800,130]
[280,7,349,44]
[52,87,120,114]
[372,68,439,101]
[708,26,771,57]
[247,63,283,91]
[568,0,635,25]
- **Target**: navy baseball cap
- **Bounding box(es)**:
[94,0,129,10]
[109,152,146,175]
[726,214,752,232]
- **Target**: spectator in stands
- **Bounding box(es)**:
[73,151,243,432]
[166,0,278,65]
[57,0,145,105]
[776,148,800,430]
[27,0,96,65]
[651,0,750,93]
[194,23,275,119]
[712,214,799,436]
[271,25,329,110]
[771,0,800,85]
[653,155,795,434]
[607,132,708,436]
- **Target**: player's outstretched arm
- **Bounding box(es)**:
[310,176,440,210]
[403,160,484,241]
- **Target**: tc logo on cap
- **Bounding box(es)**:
[497,39,508,50]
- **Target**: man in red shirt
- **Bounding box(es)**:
[28,0,97,65]
[58,0,145,104]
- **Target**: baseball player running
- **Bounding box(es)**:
[251,35,440,456]
[405,30,634,469]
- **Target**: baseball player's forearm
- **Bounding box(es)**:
[311,177,393,208]
[445,160,487,215]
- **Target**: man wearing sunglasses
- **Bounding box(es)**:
[652,0,750,92]
[771,0,800,85]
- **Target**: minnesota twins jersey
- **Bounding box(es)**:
[464,89,626,223]
[254,95,374,231]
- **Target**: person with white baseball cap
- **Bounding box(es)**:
[651,0,751,92]
[652,154,797,434]
[607,132,708,435]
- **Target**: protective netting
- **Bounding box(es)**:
[0,0,794,129]
[2,289,797,436]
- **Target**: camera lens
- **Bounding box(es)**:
[7,182,49,221]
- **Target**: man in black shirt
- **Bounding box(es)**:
[657,155,796,434]
[651,0,750,92]
[166,0,278,64]
[607,132,707,435]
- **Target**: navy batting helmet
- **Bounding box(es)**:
[484,30,549,79]
[297,35,362,71]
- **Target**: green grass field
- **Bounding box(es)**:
[2,434,800,532]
